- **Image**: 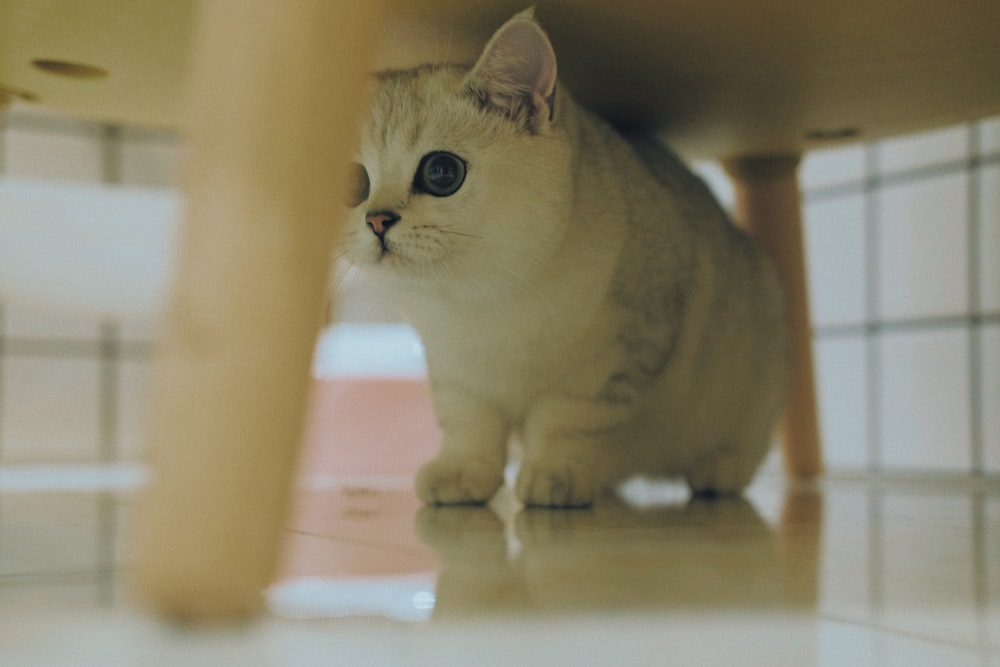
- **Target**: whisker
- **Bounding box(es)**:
[437,228,484,239]
[412,222,484,241]
[328,260,360,293]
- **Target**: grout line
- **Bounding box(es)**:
[0,303,5,463]
[96,492,119,607]
[0,463,147,492]
[1,338,100,357]
[0,108,6,174]
[971,492,989,647]
[967,126,984,475]
[815,312,1000,339]
[120,125,179,145]
[878,153,1000,187]
[98,322,121,463]
[866,486,885,620]
[2,109,104,137]
[863,144,883,474]
[967,126,983,317]
[0,99,10,470]
[101,124,123,185]
[2,337,152,359]
[0,571,121,588]
[821,468,1000,492]
[804,151,1000,203]
[803,179,867,203]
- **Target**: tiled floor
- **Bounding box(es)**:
[0,467,997,666]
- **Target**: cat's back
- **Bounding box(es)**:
[592,121,775,293]
[621,131,736,233]
[568,105,786,372]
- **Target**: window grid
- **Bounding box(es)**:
[0,106,162,465]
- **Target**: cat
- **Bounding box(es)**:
[342,9,787,507]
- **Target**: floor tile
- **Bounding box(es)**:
[0,468,997,665]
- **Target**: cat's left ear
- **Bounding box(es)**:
[465,9,557,134]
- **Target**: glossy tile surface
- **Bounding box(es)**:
[1,468,997,666]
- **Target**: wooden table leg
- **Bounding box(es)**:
[724,155,823,479]
[131,1,382,619]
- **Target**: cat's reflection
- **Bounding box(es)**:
[416,491,818,618]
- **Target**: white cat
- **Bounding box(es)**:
[342,10,787,507]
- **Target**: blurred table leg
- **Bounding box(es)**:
[132,0,382,619]
[725,155,823,479]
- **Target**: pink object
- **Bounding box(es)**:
[299,376,440,475]
[297,324,441,476]
[279,486,438,578]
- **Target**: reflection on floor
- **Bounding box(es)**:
[1,467,997,665]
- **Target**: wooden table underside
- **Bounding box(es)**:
[2,0,998,158]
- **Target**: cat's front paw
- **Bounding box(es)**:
[515,460,595,508]
[416,456,504,506]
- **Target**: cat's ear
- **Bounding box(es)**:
[465,9,557,133]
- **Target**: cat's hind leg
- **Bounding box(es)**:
[685,443,767,497]
[415,389,508,505]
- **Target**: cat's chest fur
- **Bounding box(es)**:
[403,184,628,417]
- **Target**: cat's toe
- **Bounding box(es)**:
[515,460,595,508]
[415,457,503,505]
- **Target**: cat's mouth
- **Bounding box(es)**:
[357,227,437,277]
[370,237,407,268]
[366,239,437,281]
[375,237,396,261]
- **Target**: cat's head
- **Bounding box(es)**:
[342,10,573,301]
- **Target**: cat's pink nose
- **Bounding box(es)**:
[365,211,401,236]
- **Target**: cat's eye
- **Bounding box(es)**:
[415,151,466,197]
[346,162,370,207]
